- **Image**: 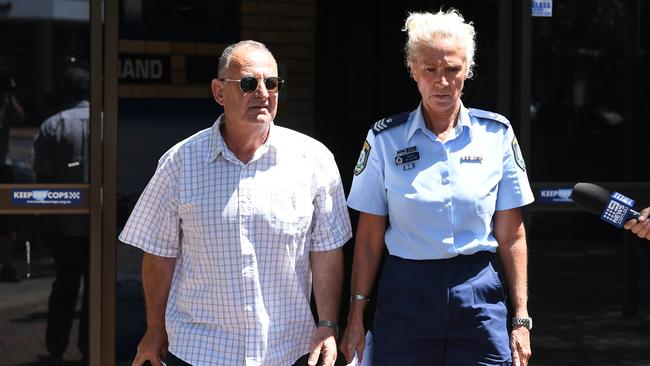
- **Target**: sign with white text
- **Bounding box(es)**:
[119,54,171,84]
[12,189,83,206]
[0,184,89,214]
[538,188,573,204]
[532,0,552,17]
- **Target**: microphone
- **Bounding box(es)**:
[571,182,640,228]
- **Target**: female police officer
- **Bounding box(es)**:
[340,9,534,366]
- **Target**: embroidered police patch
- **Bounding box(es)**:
[354,140,371,175]
[511,136,526,171]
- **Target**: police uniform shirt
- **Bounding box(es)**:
[348,103,534,260]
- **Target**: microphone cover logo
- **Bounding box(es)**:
[601,192,635,228]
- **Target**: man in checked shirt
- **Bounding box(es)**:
[119,40,352,366]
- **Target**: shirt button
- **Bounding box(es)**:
[245,305,253,312]
[442,178,449,184]
[445,202,452,208]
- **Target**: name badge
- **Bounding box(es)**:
[395,146,420,170]
[460,155,483,163]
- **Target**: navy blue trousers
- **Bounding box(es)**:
[373,252,511,366]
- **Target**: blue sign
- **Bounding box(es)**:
[539,188,573,204]
[601,191,635,228]
[532,0,552,17]
[12,189,84,206]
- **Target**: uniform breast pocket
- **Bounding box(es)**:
[270,188,313,235]
[458,181,498,214]
[474,194,495,214]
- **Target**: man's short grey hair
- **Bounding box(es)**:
[217,40,273,78]
[402,9,476,78]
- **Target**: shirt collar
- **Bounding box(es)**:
[406,101,473,142]
[457,102,473,140]
[406,103,425,142]
[207,114,274,164]
[207,114,225,163]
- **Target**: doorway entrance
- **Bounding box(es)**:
[0,0,112,364]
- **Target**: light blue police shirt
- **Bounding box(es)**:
[347,103,534,260]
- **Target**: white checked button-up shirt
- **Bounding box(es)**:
[119,115,352,366]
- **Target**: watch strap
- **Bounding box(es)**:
[512,317,533,330]
[317,319,339,338]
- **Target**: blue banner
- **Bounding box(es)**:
[532,0,552,17]
[12,189,84,206]
[538,188,573,204]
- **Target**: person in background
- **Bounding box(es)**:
[33,67,90,365]
[119,40,352,366]
[340,9,534,366]
[0,61,24,282]
[0,61,24,167]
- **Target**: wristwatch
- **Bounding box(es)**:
[512,317,533,330]
[317,319,339,338]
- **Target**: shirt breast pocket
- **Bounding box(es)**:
[455,183,498,216]
[270,188,313,235]
[474,193,495,214]
[456,164,500,215]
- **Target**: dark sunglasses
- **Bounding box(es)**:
[220,76,285,93]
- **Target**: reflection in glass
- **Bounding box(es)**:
[531,1,627,181]
[33,67,91,364]
[0,3,90,365]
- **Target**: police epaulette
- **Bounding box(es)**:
[468,108,510,126]
[372,111,410,135]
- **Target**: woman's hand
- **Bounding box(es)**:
[339,319,366,364]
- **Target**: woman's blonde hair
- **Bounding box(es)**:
[402,9,476,78]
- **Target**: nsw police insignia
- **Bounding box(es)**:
[354,140,371,176]
[511,136,526,171]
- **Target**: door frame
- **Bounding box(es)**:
[90,0,118,364]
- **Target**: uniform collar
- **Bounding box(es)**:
[207,114,274,164]
[406,103,425,142]
[457,103,473,140]
[406,101,473,142]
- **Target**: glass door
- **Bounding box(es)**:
[530,0,649,187]
[528,0,650,363]
[0,2,96,365]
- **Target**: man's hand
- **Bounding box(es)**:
[624,207,650,240]
[510,327,531,366]
[307,326,337,366]
[131,327,168,366]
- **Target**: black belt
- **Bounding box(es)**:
[165,352,192,366]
